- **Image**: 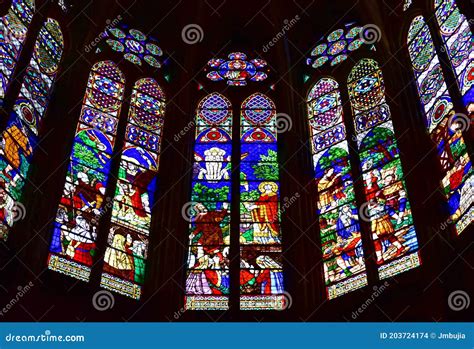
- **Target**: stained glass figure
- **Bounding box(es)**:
[407,16,472,235]
[0,0,35,103]
[240,93,285,310]
[206,52,268,86]
[434,0,473,112]
[348,59,421,278]
[0,18,63,240]
[185,93,232,310]
[100,78,165,300]
[48,61,125,281]
[105,26,163,68]
[307,78,368,299]
[307,23,370,69]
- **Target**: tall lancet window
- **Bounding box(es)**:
[347,59,420,278]
[0,17,63,240]
[185,52,285,310]
[239,93,285,310]
[0,0,35,102]
[407,16,472,235]
[434,0,473,111]
[307,27,422,300]
[48,61,125,281]
[306,78,368,300]
[185,92,232,311]
[100,78,166,300]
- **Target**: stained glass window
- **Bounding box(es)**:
[206,52,268,86]
[407,16,473,235]
[0,0,35,103]
[185,93,232,310]
[48,61,125,281]
[403,0,412,11]
[100,78,165,300]
[240,93,285,310]
[307,78,368,299]
[0,18,63,240]
[434,0,473,112]
[105,26,163,68]
[348,59,421,278]
[307,24,369,69]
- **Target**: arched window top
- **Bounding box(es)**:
[434,0,463,35]
[307,77,339,102]
[347,59,385,112]
[407,15,426,42]
[91,60,125,83]
[241,93,276,126]
[197,92,232,125]
[407,17,435,73]
[35,18,63,74]
[87,61,125,113]
[129,78,165,133]
[307,78,343,134]
[6,0,35,31]
[134,78,165,101]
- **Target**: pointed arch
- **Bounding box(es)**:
[0,0,35,102]
[100,78,166,300]
[48,61,125,281]
[434,0,473,111]
[347,58,421,278]
[185,92,232,310]
[0,17,63,240]
[306,78,368,299]
[407,16,472,235]
[239,93,285,309]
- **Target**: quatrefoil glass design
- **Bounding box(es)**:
[206,52,268,86]
[105,26,163,68]
[307,23,370,69]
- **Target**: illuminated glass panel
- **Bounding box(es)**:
[105,26,163,68]
[48,61,125,281]
[434,0,473,111]
[0,18,63,240]
[348,59,421,278]
[206,52,268,86]
[0,0,35,102]
[307,24,369,69]
[240,93,285,310]
[185,93,232,310]
[307,78,368,299]
[100,78,166,300]
[408,16,472,235]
